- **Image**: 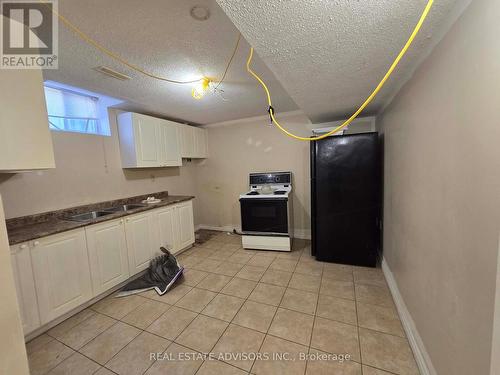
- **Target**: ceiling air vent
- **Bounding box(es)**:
[93,66,131,81]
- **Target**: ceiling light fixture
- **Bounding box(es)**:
[190,5,210,21]
[191,77,211,99]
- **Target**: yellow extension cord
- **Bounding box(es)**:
[246,0,435,141]
[37,0,241,86]
[38,0,434,140]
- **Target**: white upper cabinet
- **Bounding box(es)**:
[180,125,208,159]
[85,218,129,296]
[117,112,182,168]
[0,69,55,172]
[30,229,93,324]
[180,125,195,157]
[193,127,208,158]
[159,120,182,166]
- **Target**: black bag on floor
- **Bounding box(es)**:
[117,247,184,296]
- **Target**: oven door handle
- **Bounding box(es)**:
[239,197,288,202]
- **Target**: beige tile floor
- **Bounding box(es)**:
[26,231,419,375]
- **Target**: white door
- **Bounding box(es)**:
[31,229,93,324]
[156,205,180,254]
[86,219,129,296]
[135,114,161,166]
[177,201,195,250]
[180,125,195,158]
[159,120,182,166]
[194,128,208,158]
[124,212,156,275]
[10,242,40,335]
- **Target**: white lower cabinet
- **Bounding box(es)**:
[155,200,195,254]
[10,242,40,335]
[155,205,179,254]
[9,199,194,337]
[85,218,129,296]
[177,200,195,250]
[30,229,93,325]
[124,212,156,274]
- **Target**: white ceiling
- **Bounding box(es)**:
[217,0,463,123]
[43,0,298,125]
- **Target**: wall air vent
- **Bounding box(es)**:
[93,66,131,81]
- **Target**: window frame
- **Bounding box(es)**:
[44,84,111,137]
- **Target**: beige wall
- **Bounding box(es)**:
[0,195,30,374]
[377,0,500,373]
[196,111,313,237]
[0,109,200,220]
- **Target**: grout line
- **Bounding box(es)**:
[44,308,99,341]
[352,270,364,375]
[36,237,367,375]
[193,248,276,374]
[32,340,78,375]
[304,255,323,375]
[248,252,299,375]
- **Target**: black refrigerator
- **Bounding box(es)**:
[310,132,381,267]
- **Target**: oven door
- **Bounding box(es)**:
[240,198,289,235]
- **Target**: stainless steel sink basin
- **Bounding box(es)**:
[62,210,115,222]
[103,204,147,212]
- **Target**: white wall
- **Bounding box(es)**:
[0,109,200,220]
[196,111,313,237]
[377,0,500,373]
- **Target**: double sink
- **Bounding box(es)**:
[63,204,148,222]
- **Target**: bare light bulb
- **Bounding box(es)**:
[192,77,211,100]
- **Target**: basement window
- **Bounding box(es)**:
[44,85,111,136]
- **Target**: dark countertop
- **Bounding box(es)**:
[6,192,194,245]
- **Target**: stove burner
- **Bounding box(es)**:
[274,190,287,195]
[246,191,259,195]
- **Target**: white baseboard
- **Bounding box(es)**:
[381,258,437,375]
[195,224,311,240]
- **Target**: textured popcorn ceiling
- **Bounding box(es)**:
[217,0,465,123]
[43,0,298,125]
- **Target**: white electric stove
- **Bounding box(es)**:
[239,172,293,251]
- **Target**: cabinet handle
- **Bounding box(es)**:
[119,220,123,224]
[33,241,40,246]
[20,244,28,249]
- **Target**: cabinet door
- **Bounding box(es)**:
[86,219,129,296]
[156,205,180,254]
[194,128,208,158]
[31,229,93,324]
[135,114,161,167]
[10,242,40,335]
[125,212,156,275]
[180,125,195,158]
[159,120,182,166]
[0,68,55,171]
[177,201,195,250]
